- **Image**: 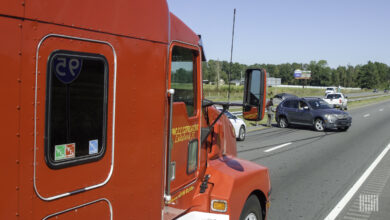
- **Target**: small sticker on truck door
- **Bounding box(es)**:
[55,143,76,161]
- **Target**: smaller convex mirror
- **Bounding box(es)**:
[243,69,266,121]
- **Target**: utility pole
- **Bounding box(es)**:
[216,60,220,90]
[228,8,236,102]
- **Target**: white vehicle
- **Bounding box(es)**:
[323,93,348,110]
[325,87,337,95]
[224,111,247,141]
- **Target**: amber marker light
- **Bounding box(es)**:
[211,200,228,212]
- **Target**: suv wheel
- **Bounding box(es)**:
[314,119,325,131]
[278,117,288,128]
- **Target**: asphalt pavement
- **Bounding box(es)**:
[237,99,390,220]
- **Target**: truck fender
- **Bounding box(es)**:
[205,156,271,220]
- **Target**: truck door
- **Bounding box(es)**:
[167,42,201,199]
[32,34,115,211]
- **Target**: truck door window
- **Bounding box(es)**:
[171,46,197,116]
[45,51,108,169]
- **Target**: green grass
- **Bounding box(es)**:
[238,94,390,129]
[204,84,364,101]
[203,84,390,129]
[348,94,390,109]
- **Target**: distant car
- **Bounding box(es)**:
[385,89,389,93]
[373,88,378,93]
[325,87,336,96]
[275,97,352,132]
[323,93,348,110]
[223,110,246,141]
[274,93,298,100]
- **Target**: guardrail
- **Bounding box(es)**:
[273,85,361,90]
[229,94,390,117]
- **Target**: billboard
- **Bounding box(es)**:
[294,69,311,79]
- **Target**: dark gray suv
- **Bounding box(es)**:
[275,97,352,131]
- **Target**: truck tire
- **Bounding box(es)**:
[239,195,263,220]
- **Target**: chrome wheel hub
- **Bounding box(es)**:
[245,213,257,220]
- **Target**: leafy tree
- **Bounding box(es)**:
[202,59,389,89]
[357,61,379,89]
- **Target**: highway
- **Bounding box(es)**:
[237,99,390,220]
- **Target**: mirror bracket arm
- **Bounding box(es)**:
[201,100,243,144]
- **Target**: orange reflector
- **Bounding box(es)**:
[211,200,227,212]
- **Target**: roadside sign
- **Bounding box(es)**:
[294,69,311,79]
[294,69,302,78]
[53,56,82,84]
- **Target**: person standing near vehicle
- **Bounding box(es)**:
[266,98,274,127]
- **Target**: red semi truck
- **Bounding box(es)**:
[0,0,271,219]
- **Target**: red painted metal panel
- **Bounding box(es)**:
[170,13,199,45]
[24,0,169,44]
[45,200,111,219]
[19,20,168,219]
[0,17,22,219]
[0,0,24,17]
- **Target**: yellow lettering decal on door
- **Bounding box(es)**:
[172,124,199,143]
[168,185,195,204]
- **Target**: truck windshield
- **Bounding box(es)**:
[308,100,332,109]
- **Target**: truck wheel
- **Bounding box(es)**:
[314,119,325,132]
[278,117,288,128]
[239,195,263,220]
[238,126,246,141]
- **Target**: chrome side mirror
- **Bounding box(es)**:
[243,69,266,121]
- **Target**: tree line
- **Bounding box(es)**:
[202,60,390,89]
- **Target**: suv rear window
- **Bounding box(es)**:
[308,100,331,109]
[327,94,341,99]
[283,100,298,108]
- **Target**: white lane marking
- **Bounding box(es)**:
[323,143,390,220]
[264,142,292,153]
[379,108,384,112]
[363,114,370,118]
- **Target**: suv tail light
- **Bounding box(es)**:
[339,99,342,103]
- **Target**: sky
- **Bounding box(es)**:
[167,0,390,68]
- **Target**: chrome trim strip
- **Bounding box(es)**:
[169,178,198,200]
[42,198,113,220]
[34,34,117,201]
[170,40,200,49]
[163,7,172,205]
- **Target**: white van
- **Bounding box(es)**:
[325,87,336,95]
